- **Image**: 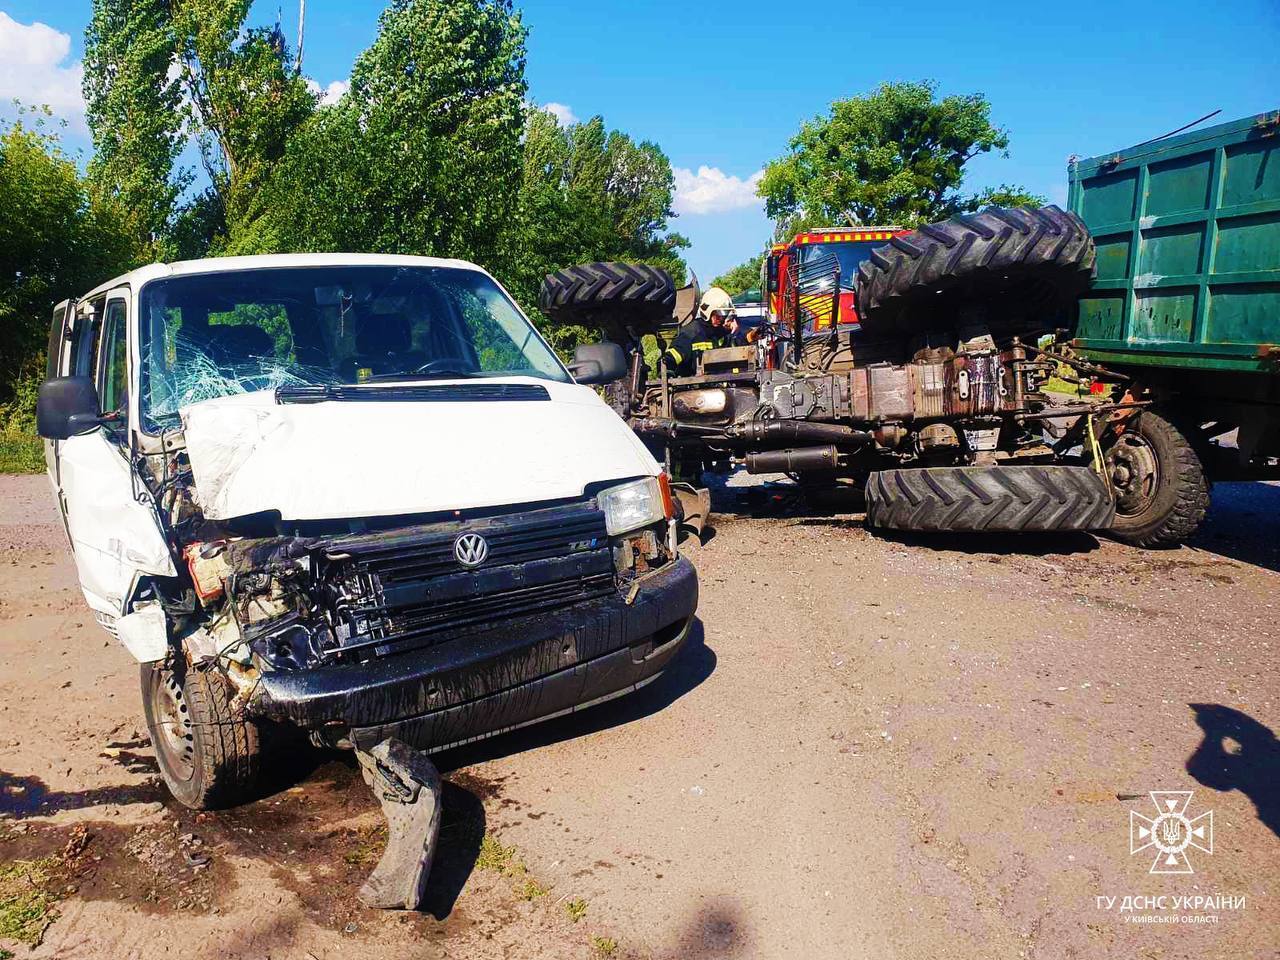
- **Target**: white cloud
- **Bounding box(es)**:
[307,78,349,105]
[542,102,578,126]
[0,12,86,130]
[673,166,764,215]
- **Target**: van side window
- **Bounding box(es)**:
[46,302,70,380]
[73,302,104,378]
[98,300,129,416]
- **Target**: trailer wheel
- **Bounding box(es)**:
[865,464,1115,533]
[142,660,262,809]
[854,205,1095,337]
[538,262,676,333]
[1103,411,1209,547]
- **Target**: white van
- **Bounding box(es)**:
[38,254,697,809]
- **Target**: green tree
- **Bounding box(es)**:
[0,115,139,430]
[174,1,316,246]
[83,0,187,252]
[759,81,1044,230]
[244,0,528,268]
[712,254,764,298]
[503,111,687,347]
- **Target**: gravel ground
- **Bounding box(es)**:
[1,472,1276,959]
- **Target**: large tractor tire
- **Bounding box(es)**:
[538,262,677,336]
[854,205,1095,338]
[1103,410,1210,547]
[142,660,263,809]
[865,464,1115,533]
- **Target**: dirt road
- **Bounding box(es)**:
[2,473,1276,959]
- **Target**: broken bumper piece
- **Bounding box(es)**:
[252,556,697,752]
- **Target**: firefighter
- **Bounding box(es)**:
[659,287,739,375]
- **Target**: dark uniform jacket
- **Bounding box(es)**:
[659,317,732,376]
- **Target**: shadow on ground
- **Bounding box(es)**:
[870,527,1103,558]
[1190,481,1280,573]
[1186,703,1280,839]
[0,769,166,818]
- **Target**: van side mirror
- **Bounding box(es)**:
[569,343,627,384]
[36,376,103,440]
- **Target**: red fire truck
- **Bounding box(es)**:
[764,227,906,333]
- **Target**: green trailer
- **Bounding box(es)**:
[1069,109,1280,545]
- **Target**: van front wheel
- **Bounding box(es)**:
[141,660,262,809]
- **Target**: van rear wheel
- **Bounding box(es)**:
[141,660,262,809]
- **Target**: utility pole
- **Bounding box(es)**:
[296,0,305,74]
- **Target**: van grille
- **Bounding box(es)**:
[315,501,613,659]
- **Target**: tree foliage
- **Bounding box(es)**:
[0,115,140,427]
[712,254,764,298]
[241,0,528,269]
[503,111,687,312]
[83,0,187,252]
[173,1,315,244]
[759,81,1044,229]
[77,0,688,340]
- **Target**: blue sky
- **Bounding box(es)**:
[3,0,1276,281]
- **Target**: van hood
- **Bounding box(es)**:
[179,378,659,522]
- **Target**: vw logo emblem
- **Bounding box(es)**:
[454,532,489,568]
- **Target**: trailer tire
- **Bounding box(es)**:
[538,262,676,331]
[854,205,1095,337]
[1103,411,1209,547]
[142,660,262,810]
[865,465,1115,533]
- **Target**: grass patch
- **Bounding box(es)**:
[518,877,548,901]
[0,856,60,945]
[565,897,588,923]
[591,935,618,957]
[342,824,387,867]
[475,834,518,875]
[0,433,42,474]
[1043,375,1086,397]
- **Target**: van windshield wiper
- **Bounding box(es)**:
[365,369,483,382]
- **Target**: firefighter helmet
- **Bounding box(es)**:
[697,286,735,322]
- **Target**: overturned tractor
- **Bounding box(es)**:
[540,206,1143,535]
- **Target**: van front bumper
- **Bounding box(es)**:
[252,556,698,752]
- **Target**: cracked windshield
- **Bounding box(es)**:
[139,265,568,430]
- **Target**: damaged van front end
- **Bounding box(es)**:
[38,254,697,809]
[183,488,696,754]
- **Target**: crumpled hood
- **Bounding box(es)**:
[180,378,658,521]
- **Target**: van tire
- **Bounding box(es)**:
[538,262,676,330]
[854,205,1095,336]
[1103,411,1210,547]
[865,464,1115,533]
[142,660,262,810]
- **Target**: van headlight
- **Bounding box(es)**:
[598,477,670,536]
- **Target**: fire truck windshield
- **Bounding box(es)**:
[799,241,881,290]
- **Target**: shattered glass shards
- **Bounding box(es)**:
[148,335,340,421]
